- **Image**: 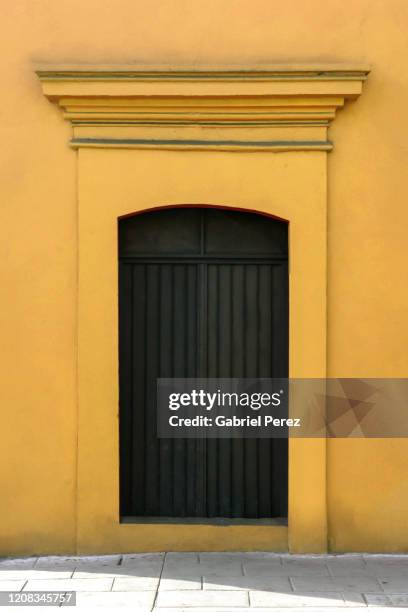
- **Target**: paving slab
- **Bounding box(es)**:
[73,565,162,579]
[365,593,408,606]
[283,557,329,566]
[364,557,408,576]
[0,580,26,592]
[162,566,204,579]
[63,590,155,608]
[364,555,408,564]
[199,560,244,576]
[122,552,165,563]
[243,561,330,577]
[165,553,199,562]
[162,555,202,578]
[281,557,332,578]
[291,576,382,592]
[120,552,165,573]
[159,577,202,590]
[199,552,277,563]
[23,577,114,591]
[35,555,121,569]
[326,557,367,576]
[0,569,73,581]
[112,576,160,590]
[162,561,243,578]
[156,589,249,607]
[203,575,292,591]
[365,593,395,606]
[385,594,408,606]
[341,592,367,606]
[377,578,408,593]
[366,567,408,578]
[250,590,345,607]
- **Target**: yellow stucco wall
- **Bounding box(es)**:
[1,0,408,555]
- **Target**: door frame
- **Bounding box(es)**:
[75,161,327,553]
[37,64,368,553]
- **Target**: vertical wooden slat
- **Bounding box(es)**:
[206,263,218,517]
[119,263,133,515]
[185,265,202,516]
[258,265,273,517]
[144,264,160,514]
[231,264,245,518]
[159,264,173,515]
[244,264,259,518]
[131,264,146,515]
[217,265,232,517]
[195,263,207,516]
[172,265,187,516]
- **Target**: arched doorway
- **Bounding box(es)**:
[119,206,288,521]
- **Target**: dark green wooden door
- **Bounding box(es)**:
[119,207,288,520]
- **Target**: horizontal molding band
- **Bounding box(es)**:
[37,67,370,82]
[71,121,329,127]
[63,104,337,127]
[70,137,333,151]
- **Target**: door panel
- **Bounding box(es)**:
[119,262,204,517]
[205,263,287,518]
[119,208,288,519]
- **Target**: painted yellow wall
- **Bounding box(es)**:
[1,0,408,555]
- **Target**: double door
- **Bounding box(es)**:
[119,207,288,519]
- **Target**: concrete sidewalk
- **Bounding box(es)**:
[1,553,408,610]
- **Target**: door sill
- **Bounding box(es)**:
[120,516,287,526]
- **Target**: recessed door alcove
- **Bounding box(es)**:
[118,206,288,521]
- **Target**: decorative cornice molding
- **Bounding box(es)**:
[70,137,333,152]
[36,63,370,80]
[36,64,369,151]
